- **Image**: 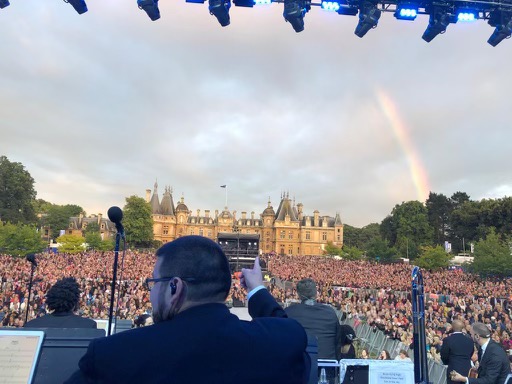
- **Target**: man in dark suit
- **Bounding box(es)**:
[450,322,510,384]
[285,278,342,360]
[24,277,97,329]
[65,236,310,384]
[441,320,475,384]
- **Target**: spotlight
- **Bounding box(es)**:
[209,0,231,26]
[233,0,255,6]
[321,0,340,12]
[64,0,87,14]
[422,8,452,42]
[283,0,310,32]
[337,6,358,16]
[354,1,381,38]
[137,0,160,20]
[0,0,9,9]
[254,0,271,4]
[457,10,477,22]
[394,4,418,20]
[488,11,512,46]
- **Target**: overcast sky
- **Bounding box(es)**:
[1,1,511,227]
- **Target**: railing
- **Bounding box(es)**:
[339,315,448,384]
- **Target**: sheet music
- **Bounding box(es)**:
[0,334,42,384]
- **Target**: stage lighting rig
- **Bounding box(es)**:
[457,9,477,22]
[354,1,381,37]
[0,0,9,9]
[64,0,87,14]
[209,0,231,26]
[138,0,160,20]
[488,10,512,46]
[422,6,453,42]
[283,0,311,32]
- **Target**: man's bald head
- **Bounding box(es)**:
[452,320,464,332]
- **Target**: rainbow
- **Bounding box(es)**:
[376,89,430,202]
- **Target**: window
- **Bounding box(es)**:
[163,226,169,235]
[337,235,341,241]
[266,244,270,250]
[190,229,195,235]
[208,230,212,237]
[179,216,184,224]
[322,232,327,241]
[280,231,285,239]
[288,231,293,239]
[306,231,311,240]
[199,228,204,236]
[288,245,293,254]
[101,224,105,230]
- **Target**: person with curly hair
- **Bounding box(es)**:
[24,277,97,329]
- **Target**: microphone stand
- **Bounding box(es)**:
[25,262,37,325]
[107,227,124,336]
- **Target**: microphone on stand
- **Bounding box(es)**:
[107,206,126,336]
[107,206,125,239]
[25,253,38,324]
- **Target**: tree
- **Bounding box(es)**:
[0,156,37,224]
[470,229,512,277]
[383,201,433,259]
[426,192,451,246]
[342,245,364,260]
[0,222,46,256]
[415,245,451,271]
[343,223,381,250]
[43,204,84,240]
[123,196,154,248]
[56,234,85,254]
[85,231,102,250]
[366,238,396,263]
[324,241,342,256]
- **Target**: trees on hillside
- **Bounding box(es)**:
[415,245,451,271]
[470,229,512,277]
[0,156,36,224]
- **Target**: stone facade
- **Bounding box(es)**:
[148,182,343,256]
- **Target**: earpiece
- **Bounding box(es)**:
[170,281,177,295]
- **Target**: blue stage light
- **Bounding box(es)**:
[0,0,10,9]
[457,11,477,22]
[394,5,418,20]
[64,0,87,14]
[254,0,271,4]
[321,1,340,12]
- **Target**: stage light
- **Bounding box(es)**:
[337,6,358,16]
[488,11,512,46]
[233,0,255,6]
[422,8,451,42]
[0,0,9,9]
[137,0,160,20]
[209,0,231,26]
[254,0,271,4]
[394,4,418,20]
[283,0,310,32]
[354,1,381,37]
[321,1,340,12]
[64,0,87,14]
[457,10,477,22]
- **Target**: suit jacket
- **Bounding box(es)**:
[469,340,510,384]
[65,289,310,384]
[440,332,475,384]
[285,302,342,360]
[24,311,97,329]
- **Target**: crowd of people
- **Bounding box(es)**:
[2,250,512,366]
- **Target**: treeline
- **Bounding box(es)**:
[339,192,512,276]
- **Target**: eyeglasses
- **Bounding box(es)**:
[144,277,197,290]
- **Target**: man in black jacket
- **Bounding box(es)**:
[24,277,97,329]
[441,320,474,384]
[450,322,510,384]
[285,278,342,360]
[65,236,310,384]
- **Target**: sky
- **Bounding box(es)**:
[1,1,511,228]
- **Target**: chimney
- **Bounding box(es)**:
[314,210,320,226]
[98,213,102,225]
[233,210,237,221]
[197,209,200,217]
[251,211,255,220]
[242,212,247,219]
[215,210,219,218]
[205,210,210,218]
[145,189,151,203]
